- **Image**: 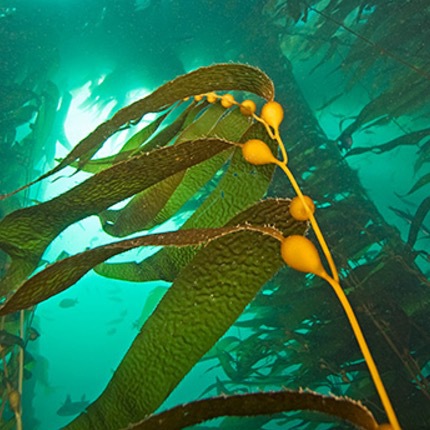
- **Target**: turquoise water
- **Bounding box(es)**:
[1,1,429,429]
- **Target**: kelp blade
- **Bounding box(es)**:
[95,121,275,282]
[0,138,233,295]
[99,105,250,237]
[126,391,378,430]
[1,63,274,198]
[0,226,254,314]
[64,199,306,430]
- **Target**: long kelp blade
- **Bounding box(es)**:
[407,196,430,249]
[144,106,253,229]
[175,102,227,143]
[70,103,199,175]
[146,106,254,227]
[114,111,168,156]
[406,172,430,195]
[97,103,231,236]
[1,63,274,199]
[0,225,261,315]
[65,199,306,430]
[72,112,170,174]
[134,101,200,154]
[346,127,430,158]
[0,138,234,295]
[95,122,275,281]
[126,391,378,430]
[100,106,252,237]
[99,171,186,237]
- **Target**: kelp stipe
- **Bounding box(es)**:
[235,94,400,429]
[196,89,401,428]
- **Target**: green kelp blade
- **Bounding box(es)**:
[345,127,430,158]
[1,63,274,199]
[0,138,234,295]
[125,391,379,430]
[146,106,253,229]
[114,111,168,156]
[100,106,252,237]
[406,171,430,195]
[135,102,202,154]
[182,123,276,229]
[0,226,254,315]
[95,122,275,282]
[406,196,430,249]
[414,137,430,173]
[65,199,306,430]
[175,102,227,143]
[98,103,230,237]
[71,112,170,174]
[99,171,186,237]
[69,102,205,175]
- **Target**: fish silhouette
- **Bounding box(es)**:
[57,394,89,416]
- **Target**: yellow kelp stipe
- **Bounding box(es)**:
[280,232,399,430]
[184,90,399,428]
[235,96,401,430]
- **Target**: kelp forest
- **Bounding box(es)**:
[0,1,429,429]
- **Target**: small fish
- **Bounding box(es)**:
[59,298,78,308]
[107,317,124,325]
[107,295,124,303]
[106,328,117,336]
[57,394,89,416]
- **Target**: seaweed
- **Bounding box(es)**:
[0,63,397,429]
[126,391,378,430]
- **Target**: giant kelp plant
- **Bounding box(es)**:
[0,63,407,430]
[0,1,430,429]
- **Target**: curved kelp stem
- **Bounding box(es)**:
[234,96,401,430]
[124,390,379,430]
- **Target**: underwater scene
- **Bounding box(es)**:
[0,0,429,429]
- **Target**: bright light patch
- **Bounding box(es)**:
[41,80,183,264]
[62,84,154,159]
[64,81,107,148]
